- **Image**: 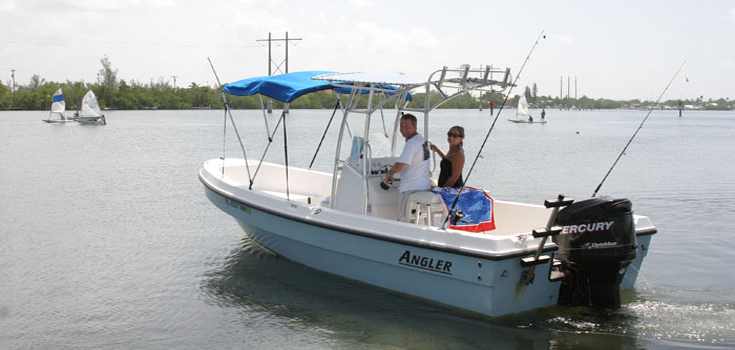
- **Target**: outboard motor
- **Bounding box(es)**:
[554,197,637,308]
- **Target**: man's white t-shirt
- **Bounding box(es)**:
[396,134,431,192]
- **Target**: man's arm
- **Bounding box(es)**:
[384,162,406,184]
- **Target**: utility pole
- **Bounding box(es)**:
[10,69,16,92]
[267,32,271,76]
[257,32,302,113]
[567,76,570,100]
[171,75,178,91]
[257,31,301,75]
[575,76,578,109]
[559,75,562,109]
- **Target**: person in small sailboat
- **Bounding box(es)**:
[384,113,431,220]
[430,126,465,188]
[92,115,107,125]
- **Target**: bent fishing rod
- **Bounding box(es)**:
[441,30,546,228]
[591,60,686,198]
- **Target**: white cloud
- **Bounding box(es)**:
[349,0,372,9]
[22,0,175,13]
[0,0,17,13]
[731,7,735,22]
[554,34,575,45]
[293,17,443,76]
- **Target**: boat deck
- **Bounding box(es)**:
[218,159,552,237]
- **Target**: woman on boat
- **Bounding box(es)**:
[430,126,465,188]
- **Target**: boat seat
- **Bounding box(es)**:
[404,191,445,226]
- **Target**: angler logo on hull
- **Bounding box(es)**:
[398,250,453,275]
[561,221,614,235]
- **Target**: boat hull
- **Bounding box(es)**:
[76,118,106,125]
[620,231,654,290]
[201,169,564,317]
[508,119,547,124]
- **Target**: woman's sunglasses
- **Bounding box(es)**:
[447,132,462,138]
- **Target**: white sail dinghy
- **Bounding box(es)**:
[76,90,107,125]
[42,88,71,123]
[199,66,656,318]
[508,93,545,124]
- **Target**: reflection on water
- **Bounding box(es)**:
[201,236,656,349]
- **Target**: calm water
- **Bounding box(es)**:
[1,108,734,349]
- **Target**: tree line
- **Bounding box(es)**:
[2,57,732,111]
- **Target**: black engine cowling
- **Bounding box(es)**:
[554,197,637,308]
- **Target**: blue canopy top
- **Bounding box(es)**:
[223,71,411,103]
[223,71,336,103]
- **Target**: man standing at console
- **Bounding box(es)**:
[385,113,431,220]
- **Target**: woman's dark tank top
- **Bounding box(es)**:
[438,157,464,187]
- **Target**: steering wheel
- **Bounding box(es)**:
[378,164,400,190]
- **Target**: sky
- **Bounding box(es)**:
[1,0,733,101]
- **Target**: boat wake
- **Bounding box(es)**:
[627,299,735,346]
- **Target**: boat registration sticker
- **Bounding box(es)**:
[225,198,251,214]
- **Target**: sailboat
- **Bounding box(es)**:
[508,94,544,123]
[76,90,107,125]
[42,88,70,123]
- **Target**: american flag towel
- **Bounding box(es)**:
[432,187,496,232]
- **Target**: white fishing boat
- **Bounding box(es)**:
[199,67,656,318]
[76,90,106,125]
[508,93,545,124]
[42,88,70,123]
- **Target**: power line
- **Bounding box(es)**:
[0,32,261,49]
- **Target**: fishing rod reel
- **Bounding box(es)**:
[551,196,638,309]
[449,209,467,225]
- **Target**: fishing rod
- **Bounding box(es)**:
[441,30,546,229]
[250,112,286,189]
[207,57,228,170]
[591,61,686,198]
[309,99,341,170]
[207,57,252,182]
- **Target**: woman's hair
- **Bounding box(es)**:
[450,125,464,148]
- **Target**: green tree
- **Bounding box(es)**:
[1,73,731,111]
[98,55,118,105]
[0,82,10,109]
[28,74,45,90]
